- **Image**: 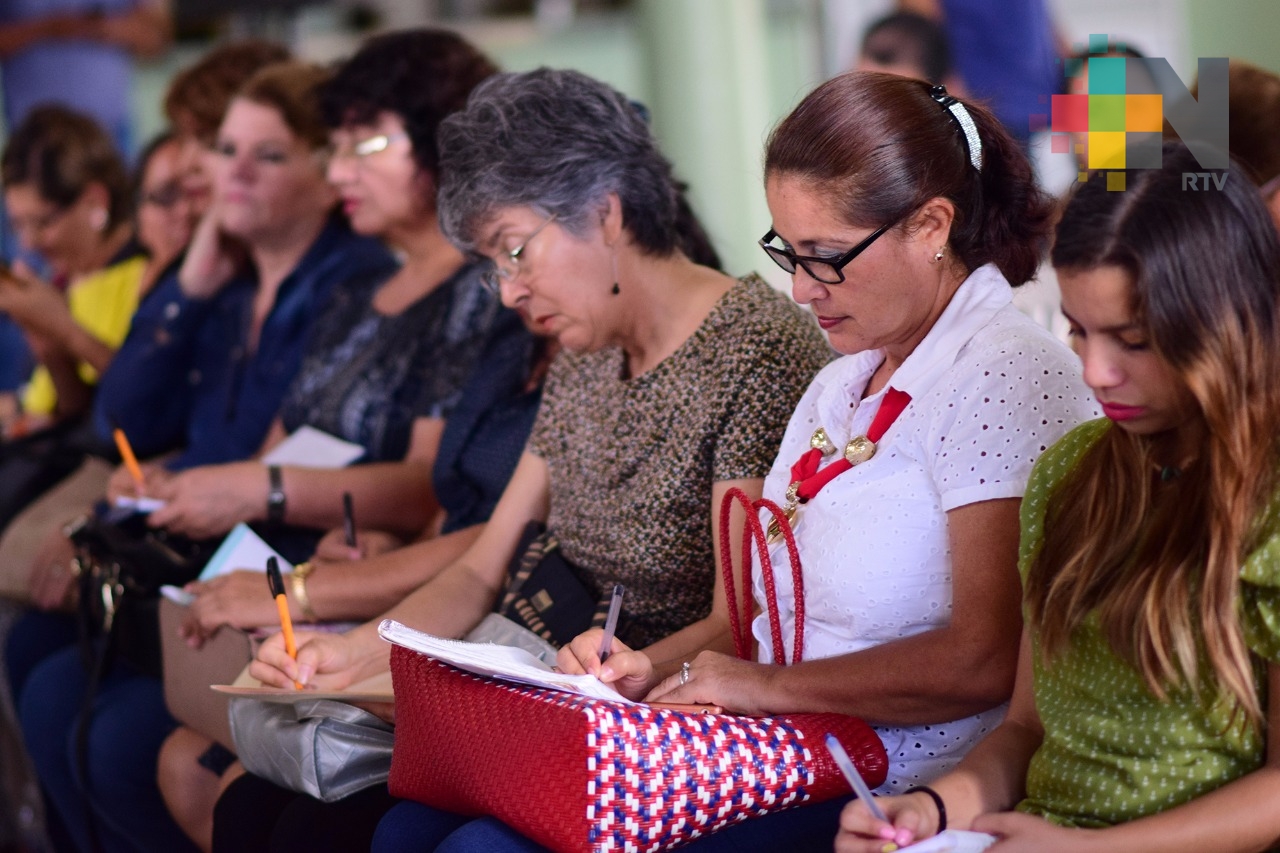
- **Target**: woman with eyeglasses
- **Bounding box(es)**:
[528,72,1100,852]
[838,142,1280,853]
[235,66,831,852]
[13,60,400,853]
[108,29,505,550]
[137,31,539,850]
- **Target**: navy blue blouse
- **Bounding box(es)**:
[434,309,544,533]
[94,215,397,469]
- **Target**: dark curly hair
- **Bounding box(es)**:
[318,28,498,176]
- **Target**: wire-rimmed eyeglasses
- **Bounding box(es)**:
[478,214,557,293]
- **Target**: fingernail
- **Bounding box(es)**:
[348,548,360,560]
[879,827,897,840]
[599,666,613,681]
[895,830,912,846]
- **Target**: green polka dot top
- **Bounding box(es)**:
[1016,419,1280,828]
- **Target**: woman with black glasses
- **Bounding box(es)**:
[231,66,831,852]
[550,72,1100,851]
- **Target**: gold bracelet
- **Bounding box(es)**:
[290,561,318,622]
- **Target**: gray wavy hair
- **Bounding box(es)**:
[436,68,682,255]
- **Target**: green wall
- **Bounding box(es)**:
[1186,0,1280,73]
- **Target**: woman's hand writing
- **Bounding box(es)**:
[148,461,264,538]
[835,790,943,853]
[313,526,402,562]
[556,629,656,702]
[249,627,388,692]
[106,461,170,502]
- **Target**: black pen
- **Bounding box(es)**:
[342,491,357,550]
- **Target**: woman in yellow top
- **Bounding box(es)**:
[0,108,194,430]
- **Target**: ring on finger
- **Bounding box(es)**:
[680,661,691,685]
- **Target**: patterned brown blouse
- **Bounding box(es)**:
[528,274,834,648]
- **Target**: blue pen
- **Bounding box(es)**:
[826,733,888,822]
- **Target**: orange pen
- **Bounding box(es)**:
[112,426,145,492]
[266,557,302,690]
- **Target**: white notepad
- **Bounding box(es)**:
[378,619,635,704]
[260,425,364,468]
[903,830,998,852]
[159,523,291,605]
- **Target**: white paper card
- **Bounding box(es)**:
[378,619,635,704]
[260,425,364,469]
[904,831,999,852]
[112,496,166,513]
[159,584,194,606]
[198,523,292,582]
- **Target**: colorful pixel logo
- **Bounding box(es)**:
[1042,35,1228,190]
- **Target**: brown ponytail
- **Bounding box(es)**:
[764,71,1052,285]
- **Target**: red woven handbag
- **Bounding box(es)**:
[386,490,888,851]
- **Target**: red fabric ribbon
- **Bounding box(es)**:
[787,386,912,503]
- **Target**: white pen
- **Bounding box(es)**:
[826,732,888,822]
[598,583,625,663]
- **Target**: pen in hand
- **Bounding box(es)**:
[342,491,357,551]
[826,732,889,824]
[598,583,625,665]
[266,556,302,690]
[112,425,146,493]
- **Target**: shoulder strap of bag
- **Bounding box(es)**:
[718,488,804,666]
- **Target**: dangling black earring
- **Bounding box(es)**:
[611,282,620,295]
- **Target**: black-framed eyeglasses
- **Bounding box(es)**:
[478,214,557,293]
[758,222,894,284]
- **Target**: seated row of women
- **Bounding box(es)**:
[3,23,1279,853]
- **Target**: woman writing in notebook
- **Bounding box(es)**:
[232,67,831,853]
[839,145,1280,852]
[370,73,1098,852]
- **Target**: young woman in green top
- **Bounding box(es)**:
[839,142,1280,852]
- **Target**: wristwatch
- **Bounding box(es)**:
[266,465,286,524]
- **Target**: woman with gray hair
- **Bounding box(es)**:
[223,68,831,851]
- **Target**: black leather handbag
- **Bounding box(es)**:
[496,522,623,649]
[68,508,217,677]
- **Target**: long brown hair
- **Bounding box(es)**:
[1029,143,1280,727]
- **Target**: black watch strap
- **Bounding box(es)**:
[266,465,286,524]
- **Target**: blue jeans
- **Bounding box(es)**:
[4,610,79,701]
[17,644,198,853]
[372,795,855,853]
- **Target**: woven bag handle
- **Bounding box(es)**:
[718,488,804,665]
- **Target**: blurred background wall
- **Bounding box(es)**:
[10,0,1277,281]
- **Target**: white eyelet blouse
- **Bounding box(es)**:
[752,264,1100,792]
